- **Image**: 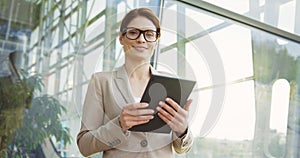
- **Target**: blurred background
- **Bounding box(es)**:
[0,0,300,157]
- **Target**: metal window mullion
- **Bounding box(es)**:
[103,0,117,71]
[152,0,164,69]
[72,0,87,111]
[34,0,45,74]
[55,0,66,96]
[177,4,185,77]
[295,0,300,34]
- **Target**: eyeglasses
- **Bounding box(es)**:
[122,27,160,42]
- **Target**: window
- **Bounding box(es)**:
[160,1,300,157]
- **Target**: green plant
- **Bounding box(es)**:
[0,70,71,157]
[9,95,71,157]
[0,71,39,156]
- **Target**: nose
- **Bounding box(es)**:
[136,33,146,43]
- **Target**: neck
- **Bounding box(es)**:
[125,60,151,80]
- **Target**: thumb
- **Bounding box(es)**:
[184,99,193,111]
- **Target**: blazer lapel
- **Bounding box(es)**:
[113,65,158,104]
[114,66,135,104]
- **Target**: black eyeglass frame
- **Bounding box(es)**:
[122,27,160,42]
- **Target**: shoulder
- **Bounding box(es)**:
[93,71,114,78]
[90,70,117,83]
[90,66,126,83]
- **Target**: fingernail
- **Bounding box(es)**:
[159,101,163,106]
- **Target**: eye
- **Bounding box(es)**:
[127,29,139,35]
[145,31,156,37]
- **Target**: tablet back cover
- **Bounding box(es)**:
[129,74,196,133]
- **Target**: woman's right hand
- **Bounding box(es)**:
[119,103,154,130]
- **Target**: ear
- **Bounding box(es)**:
[119,32,124,45]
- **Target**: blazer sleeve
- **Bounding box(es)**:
[172,128,194,154]
[77,74,129,157]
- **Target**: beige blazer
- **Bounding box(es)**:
[77,65,193,158]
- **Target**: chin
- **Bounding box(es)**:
[133,54,152,61]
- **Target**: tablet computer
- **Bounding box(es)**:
[129,74,196,133]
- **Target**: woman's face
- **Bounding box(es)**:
[119,16,158,62]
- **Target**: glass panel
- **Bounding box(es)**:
[270,79,290,135]
[202,0,300,36]
[70,12,78,34]
[64,17,71,40]
[162,1,300,158]
[62,42,70,58]
[206,81,255,141]
[252,32,300,157]
[52,28,59,48]
[2,0,299,157]
[47,73,56,95]
[1,0,84,157]
[59,65,71,92]
[30,27,39,47]
[157,48,179,74]
[54,7,60,19]
[49,49,57,66]
[84,46,104,76]
[65,0,72,8]
[85,17,104,42]
[202,0,250,14]
[87,0,106,21]
[160,1,253,85]
[28,47,37,67]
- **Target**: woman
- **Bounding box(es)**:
[77,8,193,158]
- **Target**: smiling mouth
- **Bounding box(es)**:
[133,46,148,51]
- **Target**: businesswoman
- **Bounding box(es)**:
[77,8,193,158]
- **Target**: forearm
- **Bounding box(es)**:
[77,117,129,157]
[77,130,112,157]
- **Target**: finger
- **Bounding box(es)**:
[121,115,153,129]
[156,106,174,121]
[184,99,193,111]
[124,108,154,116]
[157,112,187,134]
[131,120,151,127]
[165,98,181,112]
[158,101,176,116]
[123,120,151,129]
[157,112,182,128]
[172,112,186,123]
[123,103,149,110]
[157,102,186,123]
[130,115,154,121]
[122,112,154,122]
[157,112,171,125]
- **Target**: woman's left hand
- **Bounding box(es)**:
[156,98,193,136]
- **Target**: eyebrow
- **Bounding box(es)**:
[126,27,157,31]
